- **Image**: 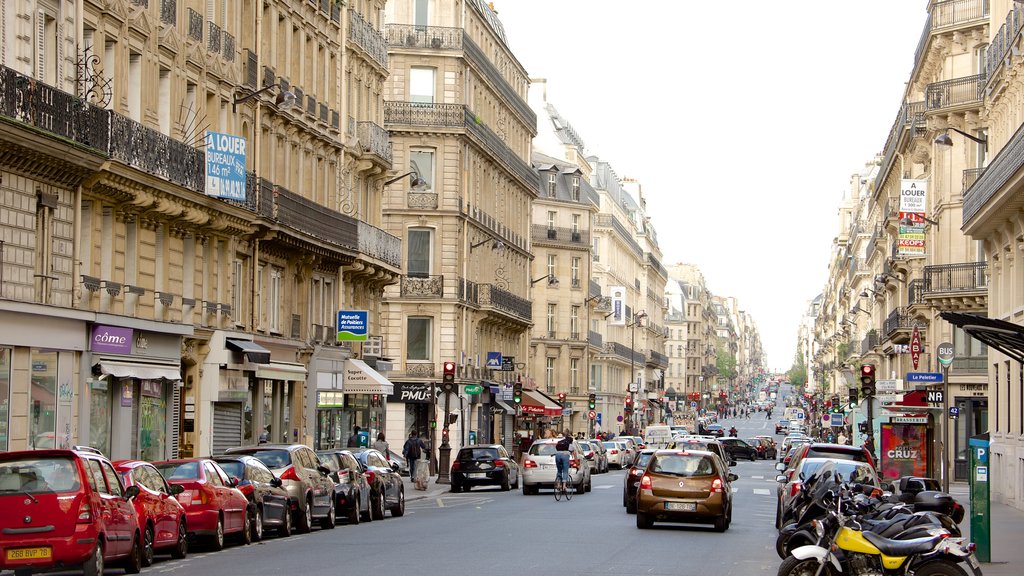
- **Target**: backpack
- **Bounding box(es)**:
[404,438,422,460]
[556,437,571,451]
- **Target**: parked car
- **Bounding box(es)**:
[775,457,880,528]
[578,441,607,474]
[0,449,143,576]
[522,438,592,495]
[213,455,292,539]
[224,444,337,532]
[316,450,373,524]
[152,458,251,550]
[787,442,876,475]
[349,448,406,519]
[603,441,629,469]
[114,459,189,565]
[719,438,758,462]
[387,450,410,476]
[635,449,737,531]
[450,444,520,492]
[779,436,811,458]
[588,439,610,473]
[623,448,657,513]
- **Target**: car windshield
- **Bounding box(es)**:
[154,461,200,480]
[529,443,558,456]
[458,448,499,460]
[602,442,617,449]
[805,447,869,462]
[216,461,245,478]
[578,442,592,451]
[633,452,654,469]
[0,457,81,494]
[243,450,292,469]
[651,454,715,477]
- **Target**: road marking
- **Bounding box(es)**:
[436,498,445,507]
[753,488,772,496]
[751,475,764,480]
[596,485,614,489]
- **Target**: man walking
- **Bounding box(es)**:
[347,425,362,448]
[403,430,429,490]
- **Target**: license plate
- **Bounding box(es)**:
[468,472,488,477]
[967,554,980,569]
[665,502,696,512]
[6,547,52,561]
[539,464,551,470]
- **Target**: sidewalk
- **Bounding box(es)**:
[402,474,453,501]
[950,482,1024,575]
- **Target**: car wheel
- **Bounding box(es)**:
[252,506,264,542]
[82,541,104,576]
[297,498,313,533]
[171,518,188,559]
[123,531,143,574]
[585,477,592,493]
[626,496,637,514]
[501,472,511,491]
[372,491,386,521]
[361,496,373,522]
[714,514,728,532]
[279,507,293,537]
[636,511,653,529]
[141,524,155,567]
[775,499,783,529]
[390,487,405,517]
[512,473,520,489]
[321,499,336,529]
[348,496,361,525]
[450,482,461,493]
[209,516,225,551]
[523,484,535,495]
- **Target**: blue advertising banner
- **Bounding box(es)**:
[336,310,368,342]
[205,131,247,200]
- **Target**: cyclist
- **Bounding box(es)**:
[553,429,573,490]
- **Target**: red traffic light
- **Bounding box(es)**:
[557,392,566,401]
[860,364,874,376]
[443,361,456,374]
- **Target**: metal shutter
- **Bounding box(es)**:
[170,384,180,458]
[212,402,242,455]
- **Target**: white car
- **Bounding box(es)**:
[521,439,592,495]
[603,441,631,468]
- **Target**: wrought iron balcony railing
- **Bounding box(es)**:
[925,74,985,111]
[478,284,532,322]
[931,0,989,29]
[648,350,669,368]
[457,277,479,306]
[922,261,987,294]
[986,4,1023,81]
[357,121,393,163]
[349,11,389,69]
[207,22,221,53]
[385,24,463,50]
[187,8,203,42]
[884,307,924,337]
[588,330,603,348]
[908,278,926,306]
[160,0,176,26]
[400,274,443,298]
[531,225,589,245]
[385,101,464,127]
[962,167,985,195]
[589,279,601,299]
[357,221,401,268]
[0,67,110,151]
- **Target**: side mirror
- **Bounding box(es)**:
[270,476,283,488]
[348,470,358,482]
[391,462,401,472]
[775,462,786,472]
[882,482,894,493]
[168,484,185,496]
[317,465,331,476]
[228,476,240,487]
[776,475,788,483]
[728,473,739,482]
[729,459,737,467]
[125,485,140,500]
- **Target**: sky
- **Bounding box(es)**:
[492,0,928,372]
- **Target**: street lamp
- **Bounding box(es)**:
[531,274,559,286]
[628,310,647,435]
[231,83,296,112]
[934,128,987,150]
[470,238,506,253]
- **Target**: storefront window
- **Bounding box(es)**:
[0,348,10,451]
[138,380,166,461]
[88,379,111,455]
[29,350,58,449]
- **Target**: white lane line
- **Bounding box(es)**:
[753,488,772,496]
[751,475,764,480]
[596,485,614,489]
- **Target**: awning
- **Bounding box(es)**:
[940,312,1024,363]
[256,361,307,381]
[520,389,563,416]
[225,338,271,364]
[493,398,516,413]
[96,359,181,381]
[343,359,394,395]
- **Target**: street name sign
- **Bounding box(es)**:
[876,379,903,393]
[907,372,944,383]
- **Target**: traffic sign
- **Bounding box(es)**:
[830,413,845,427]
[937,341,954,367]
[690,401,697,408]
[907,372,944,383]
[588,410,596,420]
[949,406,960,417]
[561,408,572,416]
[926,390,945,404]
[876,379,903,392]
[795,411,805,420]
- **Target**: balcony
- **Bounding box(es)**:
[357,221,401,269]
[160,0,176,26]
[962,167,985,195]
[986,4,1024,82]
[0,67,110,153]
[478,284,532,324]
[884,307,924,338]
[400,274,443,298]
[908,278,926,306]
[349,12,389,69]
[876,101,925,190]
[964,116,1024,224]
[385,101,464,128]
[589,330,602,348]
[860,331,879,355]
[457,277,479,306]
[386,24,463,50]
[356,121,393,164]
[407,190,438,209]
[531,225,589,245]
[187,7,202,42]
[922,261,987,294]
[931,0,989,29]
[647,350,669,369]
[925,74,985,112]
[589,279,601,299]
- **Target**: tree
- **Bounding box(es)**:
[716,338,737,382]
[789,349,807,387]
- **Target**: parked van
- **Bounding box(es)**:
[643,426,674,449]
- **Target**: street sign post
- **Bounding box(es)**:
[937,341,954,367]
[925,390,944,404]
[876,379,903,393]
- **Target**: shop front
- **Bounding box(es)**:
[84,322,188,461]
[384,382,436,451]
[517,388,564,440]
[315,359,392,450]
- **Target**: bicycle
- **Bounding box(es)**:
[554,466,575,501]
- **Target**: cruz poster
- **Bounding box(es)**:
[879,423,929,482]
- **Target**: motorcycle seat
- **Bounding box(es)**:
[861,530,943,557]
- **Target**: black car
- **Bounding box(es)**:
[719,438,758,461]
[213,455,292,540]
[317,450,372,524]
[349,448,405,519]
[450,444,520,492]
[775,419,790,435]
[622,449,656,514]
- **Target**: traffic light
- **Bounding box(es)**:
[430,419,437,429]
[442,361,456,392]
[848,387,859,407]
[513,381,523,404]
[557,392,566,405]
[624,396,634,412]
[860,363,876,397]
[588,393,596,410]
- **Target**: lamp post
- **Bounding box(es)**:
[628,310,647,435]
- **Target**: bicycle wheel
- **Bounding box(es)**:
[564,471,574,501]
[554,479,563,501]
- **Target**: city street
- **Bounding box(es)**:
[65,416,785,576]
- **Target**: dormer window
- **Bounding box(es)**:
[548,172,557,197]
[571,176,580,200]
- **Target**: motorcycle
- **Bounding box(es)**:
[778,466,981,576]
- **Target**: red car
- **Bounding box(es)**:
[153,458,251,551]
[0,449,143,576]
[114,460,189,565]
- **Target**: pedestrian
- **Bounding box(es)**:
[403,430,429,490]
[346,425,362,448]
[373,432,389,459]
[837,431,848,445]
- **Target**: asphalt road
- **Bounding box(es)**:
[41,413,786,576]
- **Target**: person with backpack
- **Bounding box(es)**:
[403,430,428,490]
[554,429,574,491]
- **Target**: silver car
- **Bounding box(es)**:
[577,440,607,473]
[521,439,592,495]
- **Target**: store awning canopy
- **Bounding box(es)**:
[520,389,563,416]
[939,312,1024,363]
[343,359,394,395]
[256,361,307,381]
[493,398,516,413]
[225,338,271,364]
[96,359,181,381]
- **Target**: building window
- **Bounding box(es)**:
[571,214,580,233]
[409,149,434,191]
[231,259,245,327]
[0,348,9,452]
[570,358,579,389]
[407,228,433,277]
[128,51,142,121]
[547,254,556,278]
[406,317,432,361]
[410,67,435,104]
[570,306,580,336]
[547,173,556,197]
[590,363,602,392]
[269,267,282,333]
[547,303,557,336]
[37,6,59,85]
[571,176,580,201]
[592,237,600,262]
[255,264,265,329]
[545,357,555,389]
[414,0,429,30]
[159,67,171,135]
[547,211,556,230]
[571,257,580,287]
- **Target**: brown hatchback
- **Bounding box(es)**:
[635,449,737,532]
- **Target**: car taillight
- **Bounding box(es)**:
[524,459,537,468]
[451,461,461,471]
[77,501,93,524]
[630,468,644,476]
[569,458,580,469]
[279,466,301,482]
[639,475,652,490]
[610,449,619,454]
[711,478,723,493]
[790,482,802,497]
[192,490,207,506]
[494,460,504,468]
[238,484,254,497]
[365,471,376,485]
